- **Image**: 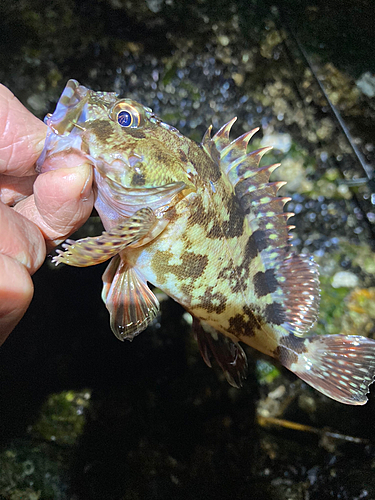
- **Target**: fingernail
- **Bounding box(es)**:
[80,163,93,201]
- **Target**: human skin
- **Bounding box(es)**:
[0,84,94,345]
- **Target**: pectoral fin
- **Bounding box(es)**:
[52,207,164,267]
[102,255,160,341]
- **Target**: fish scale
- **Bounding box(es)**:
[37,79,375,405]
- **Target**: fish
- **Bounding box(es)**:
[37,79,375,405]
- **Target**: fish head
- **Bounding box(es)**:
[37,79,196,223]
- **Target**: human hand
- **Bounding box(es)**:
[0,84,94,345]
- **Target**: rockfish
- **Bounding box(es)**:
[37,79,375,405]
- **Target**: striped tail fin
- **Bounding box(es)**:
[278,334,375,405]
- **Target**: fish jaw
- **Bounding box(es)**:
[36,80,126,178]
[44,79,92,136]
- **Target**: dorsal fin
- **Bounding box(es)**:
[210,119,295,263]
[207,120,320,336]
[211,117,237,151]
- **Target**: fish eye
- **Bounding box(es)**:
[118,110,132,127]
[110,101,141,128]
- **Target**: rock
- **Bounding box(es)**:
[331,271,359,288]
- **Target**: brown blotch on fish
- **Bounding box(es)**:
[131,172,146,186]
[125,129,146,139]
[274,344,298,367]
[180,252,209,280]
[151,250,173,284]
[180,283,193,303]
[153,148,174,165]
[281,334,308,354]
[151,250,208,285]
[274,334,308,365]
[253,269,279,297]
[178,149,188,163]
[227,305,259,337]
[207,221,223,239]
[222,194,245,238]
[217,260,233,282]
[191,145,222,183]
[196,287,227,314]
[217,260,247,294]
[263,302,285,326]
[89,120,115,142]
[188,196,215,230]
[242,230,268,268]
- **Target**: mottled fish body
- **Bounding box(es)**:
[37,80,375,404]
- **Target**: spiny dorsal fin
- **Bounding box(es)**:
[211,119,294,262]
[209,120,321,336]
[211,117,237,152]
[201,124,213,146]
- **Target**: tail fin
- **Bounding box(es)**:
[279,334,375,405]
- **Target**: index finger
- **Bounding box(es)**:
[0,84,47,177]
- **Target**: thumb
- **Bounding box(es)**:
[15,161,94,249]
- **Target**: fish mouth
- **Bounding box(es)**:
[36,80,96,172]
[36,131,90,173]
[45,79,90,136]
[37,79,123,174]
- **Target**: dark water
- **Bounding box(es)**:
[0,0,375,498]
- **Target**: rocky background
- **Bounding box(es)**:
[0,0,375,498]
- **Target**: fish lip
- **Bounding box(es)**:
[36,131,93,173]
[45,79,91,136]
[37,80,92,172]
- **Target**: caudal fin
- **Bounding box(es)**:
[280,334,375,405]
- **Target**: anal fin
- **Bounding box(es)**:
[193,318,248,388]
[102,255,160,341]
